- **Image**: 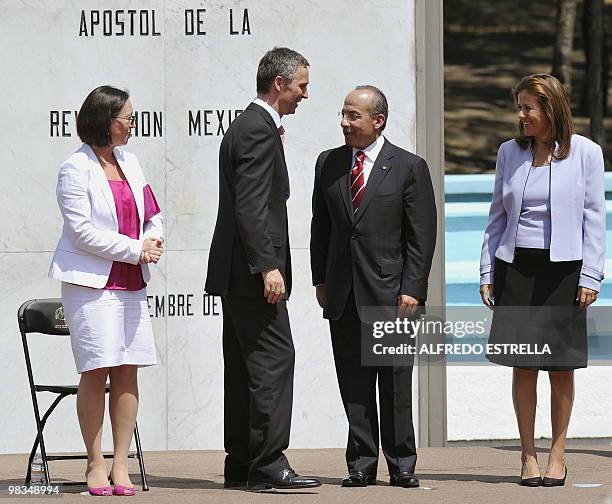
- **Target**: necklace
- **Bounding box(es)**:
[93,151,124,181]
[530,141,553,167]
[94,151,119,170]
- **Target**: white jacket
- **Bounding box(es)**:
[49,144,164,288]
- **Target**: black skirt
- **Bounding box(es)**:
[487,248,587,370]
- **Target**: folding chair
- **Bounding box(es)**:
[18,298,149,490]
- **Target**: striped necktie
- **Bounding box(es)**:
[351,150,366,212]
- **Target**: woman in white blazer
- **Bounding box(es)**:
[49,86,164,496]
[479,74,605,487]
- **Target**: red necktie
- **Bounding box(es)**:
[351,150,366,212]
[278,125,285,145]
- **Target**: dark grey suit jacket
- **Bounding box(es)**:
[205,103,292,298]
[310,139,437,321]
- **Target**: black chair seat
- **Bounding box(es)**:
[34,384,111,394]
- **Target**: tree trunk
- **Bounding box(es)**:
[552,0,577,95]
[603,30,609,115]
[580,0,591,114]
[587,0,606,150]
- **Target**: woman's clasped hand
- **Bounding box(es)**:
[140,237,164,264]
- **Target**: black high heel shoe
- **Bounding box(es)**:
[520,461,542,487]
[520,475,543,487]
[542,466,567,487]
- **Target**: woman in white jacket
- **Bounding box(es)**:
[49,86,163,496]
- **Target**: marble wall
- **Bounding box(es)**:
[447,367,612,441]
[0,0,418,453]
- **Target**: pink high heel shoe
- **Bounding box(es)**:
[88,486,113,496]
[112,484,136,496]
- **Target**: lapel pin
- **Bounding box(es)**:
[382,165,391,171]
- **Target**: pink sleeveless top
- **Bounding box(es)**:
[104,181,161,290]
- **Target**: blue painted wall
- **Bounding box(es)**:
[445,174,612,306]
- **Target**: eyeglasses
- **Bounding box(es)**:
[113,114,136,125]
[338,110,369,122]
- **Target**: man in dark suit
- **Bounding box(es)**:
[310,85,437,489]
[205,47,320,490]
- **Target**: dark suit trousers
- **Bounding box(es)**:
[330,294,417,477]
[221,295,295,481]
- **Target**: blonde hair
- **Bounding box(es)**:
[512,73,574,159]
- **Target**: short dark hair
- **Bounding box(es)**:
[77,86,129,147]
[256,47,309,94]
[355,85,389,131]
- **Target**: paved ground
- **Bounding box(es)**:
[0,446,611,503]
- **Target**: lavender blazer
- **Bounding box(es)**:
[480,134,606,291]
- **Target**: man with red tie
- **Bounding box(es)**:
[206,47,320,491]
[310,85,437,489]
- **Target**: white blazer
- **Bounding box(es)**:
[49,144,164,289]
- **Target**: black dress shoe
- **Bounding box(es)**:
[247,468,322,490]
[390,472,419,488]
[224,480,247,488]
[520,476,542,487]
[341,471,376,487]
[542,467,567,487]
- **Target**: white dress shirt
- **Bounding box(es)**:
[253,97,283,129]
[352,135,385,184]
